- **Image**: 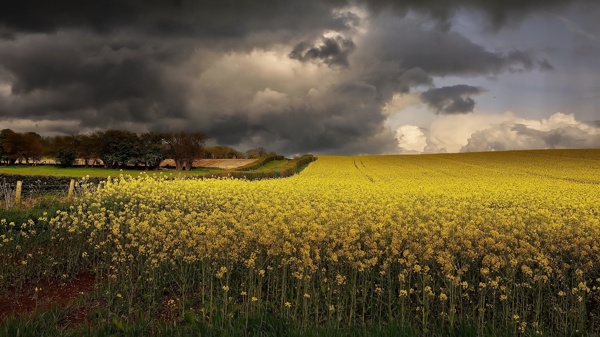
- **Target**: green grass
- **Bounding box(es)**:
[252,159,288,172]
[0,157,304,179]
[0,165,221,178]
[2,310,579,337]
[0,196,65,228]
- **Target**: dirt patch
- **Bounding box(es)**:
[58,300,104,328]
[0,271,97,322]
[160,159,257,169]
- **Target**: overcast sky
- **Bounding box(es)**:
[1,0,599,155]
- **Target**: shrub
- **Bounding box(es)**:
[204,155,316,180]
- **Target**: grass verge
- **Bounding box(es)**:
[252,159,289,172]
[0,195,65,228]
[0,165,221,178]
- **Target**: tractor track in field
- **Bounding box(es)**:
[353,160,375,183]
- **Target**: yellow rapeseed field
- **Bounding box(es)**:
[2,149,599,334]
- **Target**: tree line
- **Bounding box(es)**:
[0,129,272,171]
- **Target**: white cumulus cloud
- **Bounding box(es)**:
[461,112,600,152]
[396,125,427,153]
[395,112,600,153]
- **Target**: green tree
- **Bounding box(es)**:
[141,132,167,170]
[95,129,138,168]
[56,148,76,167]
[48,135,78,164]
[0,130,43,164]
[0,129,15,165]
[207,145,243,159]
[163,131,208,171]
[245,147,267,159]
[23,132,44,164]
[76,134,102,167]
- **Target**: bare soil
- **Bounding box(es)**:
[0,272,97,322]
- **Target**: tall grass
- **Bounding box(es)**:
[0,179,16,209]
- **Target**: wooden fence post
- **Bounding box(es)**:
[15,181,22,208]
[67,179,75,202]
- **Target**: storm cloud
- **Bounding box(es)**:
[421,85,485,114]
[0,0,586,34]
[0,0,595,155]
[290,36,356,67]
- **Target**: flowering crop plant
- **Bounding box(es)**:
[1,149,599,335]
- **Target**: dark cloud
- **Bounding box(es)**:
[420,85,485,114]
[363,0,588,30]
[0,0,591,155]
[0,1,352,38]
[0,25,15,40]
[198,77,395,154]
[244,106,397,155]
[0,33,188,130]
[290,36,356,67]
[364,23,552,77]
[0,0,583,36]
